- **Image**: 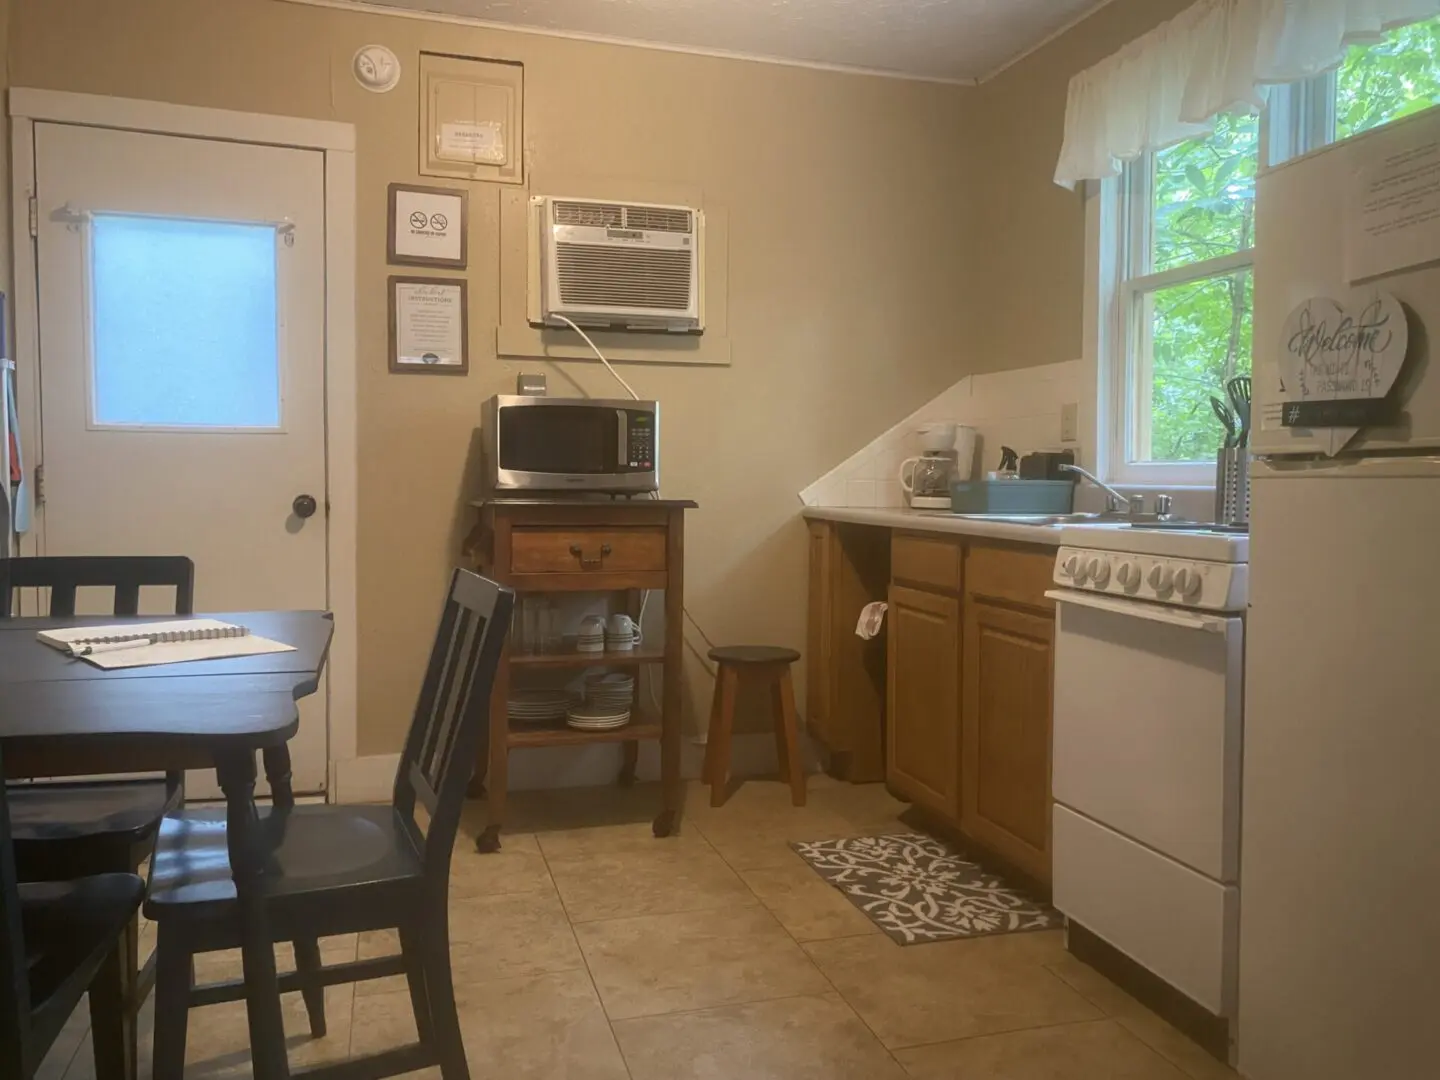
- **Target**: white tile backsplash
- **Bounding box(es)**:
[845,479,877,507]
[800,360,1083,508]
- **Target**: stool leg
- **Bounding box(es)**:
[710,667,739,808]
[702,672,724,788]
[771,667,806,807]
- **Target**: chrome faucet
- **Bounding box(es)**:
[1059,464,1134,513]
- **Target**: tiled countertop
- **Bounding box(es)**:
[801,506,1066,547]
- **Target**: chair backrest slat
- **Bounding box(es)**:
[392,570,512,875]
[0,556,195,619]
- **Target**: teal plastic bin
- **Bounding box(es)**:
[950,479,1075,515]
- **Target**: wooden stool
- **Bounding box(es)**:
[703,646,805,808]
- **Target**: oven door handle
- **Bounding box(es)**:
[1044,590,1232,634]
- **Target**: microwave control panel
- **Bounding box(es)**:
[626,412,655,470]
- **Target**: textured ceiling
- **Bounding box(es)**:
[349,0,1109,83]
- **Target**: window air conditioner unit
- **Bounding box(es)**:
[528,196,704,333]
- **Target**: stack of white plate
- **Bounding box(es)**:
[586,672,635,711]
[566,704,631,731]
[507,688,571,725]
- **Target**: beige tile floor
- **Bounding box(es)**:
[39,776,1238,1080]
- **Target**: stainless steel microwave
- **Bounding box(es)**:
[481,395,660,494]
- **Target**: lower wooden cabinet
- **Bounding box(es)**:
[961,595,1054,884]
[806,523,1056,888]
[886,584,961,820]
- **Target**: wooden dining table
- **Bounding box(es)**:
[0,609,334,1080]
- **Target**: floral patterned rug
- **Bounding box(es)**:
[790,833,1062,945]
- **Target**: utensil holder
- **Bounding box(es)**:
[1214,448,1250,526]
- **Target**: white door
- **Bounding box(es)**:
[31,122,329,794]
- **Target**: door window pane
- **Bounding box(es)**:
[91,215,281,428]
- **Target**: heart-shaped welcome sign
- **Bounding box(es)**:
[1278,288,1410,454]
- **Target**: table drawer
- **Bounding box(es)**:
[510,527,667,575]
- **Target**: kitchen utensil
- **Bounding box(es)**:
[1226,375,1252,447]
[1215,447,1251,525]
[1211,396,1238,448]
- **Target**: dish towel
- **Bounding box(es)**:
[855,602,888,640]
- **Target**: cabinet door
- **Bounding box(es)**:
[962,599,1054,884]
[886,584,961,821]
[805,520,833,744]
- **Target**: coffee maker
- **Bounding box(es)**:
[899,423,976,510]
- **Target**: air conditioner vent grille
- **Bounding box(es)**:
[623,206,692,233]
[553,200,623,227]
[556,243,693,310]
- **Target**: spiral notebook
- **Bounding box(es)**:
[37,619,297,669]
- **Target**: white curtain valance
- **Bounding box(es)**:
[1053,0,1440,189]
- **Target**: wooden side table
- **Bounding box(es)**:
[464,498,696,851]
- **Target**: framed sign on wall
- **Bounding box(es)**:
[388,275,469,375]
[387,183,468,269]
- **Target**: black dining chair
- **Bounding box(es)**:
[144,568,514,1080]
[0,556,194,1021]
[1,745,147,1080]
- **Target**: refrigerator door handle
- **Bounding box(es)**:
[1045,589,1232,634]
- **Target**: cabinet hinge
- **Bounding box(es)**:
[33,464,44,505]
[28,196,38,239]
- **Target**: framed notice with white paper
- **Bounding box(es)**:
[388,182,468,269]
[388,276,469,375]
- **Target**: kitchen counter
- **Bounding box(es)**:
[801,505,1066,546]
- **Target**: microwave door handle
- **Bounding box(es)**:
[1044,589,1230,634]
[617,410,628,469]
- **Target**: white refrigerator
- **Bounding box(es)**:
[1241,109,1440,1080]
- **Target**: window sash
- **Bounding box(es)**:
[1119,256,1253,467]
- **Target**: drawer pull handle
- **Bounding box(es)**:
[568,543,612,569]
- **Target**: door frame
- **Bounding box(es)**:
[7,88,360,787]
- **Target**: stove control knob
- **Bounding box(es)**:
[1061,554,1081,579]
[1087,557,1111,587]
[1173,567,1203,598]
[1116,561,1140,590]
[1148,564,1174,592]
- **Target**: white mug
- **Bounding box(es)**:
[607,613,641,650]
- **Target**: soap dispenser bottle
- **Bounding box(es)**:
[989,446,1020,481]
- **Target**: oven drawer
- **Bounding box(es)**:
[1054,806,1238,1017]
[510,527,667,575]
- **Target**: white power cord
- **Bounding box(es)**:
[547,315,720,724]
[550,314,642,402]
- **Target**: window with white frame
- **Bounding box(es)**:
[1101,16,1440,484]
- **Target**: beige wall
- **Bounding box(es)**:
[8,0,981,753]
[971,0,1194,375]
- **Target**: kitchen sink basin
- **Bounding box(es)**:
[948,512,1117,526]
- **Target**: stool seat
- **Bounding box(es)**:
[707,645,801,666]
[704,645,806,808]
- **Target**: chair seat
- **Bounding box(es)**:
[708,645,801,666]
[7,779,175,845]
[22,873,145,1007]
[145,804,424,921]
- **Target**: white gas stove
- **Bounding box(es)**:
[1049,522,1248,1037]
